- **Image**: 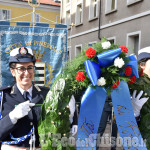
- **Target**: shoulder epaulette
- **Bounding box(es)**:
[40,86,50,90]
[34,84,41,92]
[34,84,50,91]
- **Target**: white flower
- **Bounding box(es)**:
[97,77,106,86]
[46,91,53,103]
[54,78,65,91]
[114,57,125,68]
[102,41,111,49]
[54,78,65,99]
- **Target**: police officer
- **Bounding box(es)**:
[131,47,150,148]
[0,47,49,150]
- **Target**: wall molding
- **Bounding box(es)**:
[68,10,150,39]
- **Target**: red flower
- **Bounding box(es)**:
[76,71,86,81]
[139,68,143,77]
[112,80,120,89]
[85,48,96,58]
[120,46,128,53]
[124,66,132,76]
[128,76,136,84]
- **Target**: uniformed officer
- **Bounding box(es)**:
[0,47,49,150]
[131,47,150,149]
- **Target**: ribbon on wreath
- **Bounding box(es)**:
[76,48,147,150]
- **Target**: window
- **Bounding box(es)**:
[127,0,143,5]
[56,15,60,23]
[0,9,10,20]
[89,0,98,20]
[88,41,97,47]
[127,31,141,56]
[35,13,40,22]
[31,13,40,23]
[75,45,82,57]
[107,37,116,44]
[65,1,71,27]
[66,10,71,26]
[75,3,83,25]
[108,39,115,44]
[105,0,117,14]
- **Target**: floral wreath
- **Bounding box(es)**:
[38,38,137,150]
[73,38,137,95]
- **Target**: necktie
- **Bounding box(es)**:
[23,91,30,100]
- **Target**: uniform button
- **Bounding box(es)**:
[30,122,33,126]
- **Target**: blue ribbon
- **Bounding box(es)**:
[84,61,101,86]
[77,49,147,150]
[97,48,121,67]
[124,55,139,78]
[111,81,147,150]
[76,86,106,149]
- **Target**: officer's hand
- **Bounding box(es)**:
[71,125,78,136]
[132,90,149,117]
[9,101,35,124]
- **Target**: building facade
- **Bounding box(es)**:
[0,0,60,26]
[61,0,150,60]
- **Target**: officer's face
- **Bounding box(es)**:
[140,59,150,78]
[10,62,35,90]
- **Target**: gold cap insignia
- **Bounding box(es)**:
[20,47,27,55]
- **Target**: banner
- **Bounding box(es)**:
[0,22,68,87]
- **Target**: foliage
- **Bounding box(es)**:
[38,37,134,149]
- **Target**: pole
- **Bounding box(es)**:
[33,7,35,27]
[98,0,102,40]
[28,0,40,26]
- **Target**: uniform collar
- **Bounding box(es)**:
[10,83,43,104]
[16,83,33,97]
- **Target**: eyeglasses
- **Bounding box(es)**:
[14,66,35,74]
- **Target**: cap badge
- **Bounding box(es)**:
[20,47,27,55]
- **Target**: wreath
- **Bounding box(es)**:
[38,38,137,150]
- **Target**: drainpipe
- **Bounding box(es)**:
[98,0,102,40]
[60,0,63,23]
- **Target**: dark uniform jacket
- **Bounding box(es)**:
[0,83,49,147]
[129,74,150,149]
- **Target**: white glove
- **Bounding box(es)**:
[69,95,76,124]
[9,100,35,124]
[132,90,149,117]
[71,125,78,136]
